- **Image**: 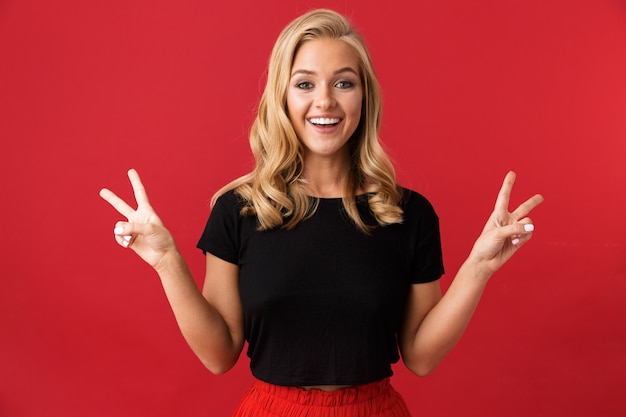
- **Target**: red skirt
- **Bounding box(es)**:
[231,378,412,417]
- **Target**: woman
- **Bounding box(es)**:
[100,9,543,417]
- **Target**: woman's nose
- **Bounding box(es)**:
[314,86,336,109]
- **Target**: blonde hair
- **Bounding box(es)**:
[213,9,403,233]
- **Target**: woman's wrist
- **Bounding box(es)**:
[154,246,186,277]
[460,255,494,286]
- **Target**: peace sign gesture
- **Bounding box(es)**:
[100,169,177,271]
[468,171,544,278]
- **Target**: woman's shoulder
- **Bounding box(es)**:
[395,186,439,225]
[398,186,434,208]
[214,188,238,202]
[214,188,247,207]
[211,189,252,219]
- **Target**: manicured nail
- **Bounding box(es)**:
[114,226,124,235]
[524,224,535,232]
[123,235,132,242]
[122,239,129,247]
[512,238,520,245]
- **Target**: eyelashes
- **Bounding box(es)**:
[293,80,355,90]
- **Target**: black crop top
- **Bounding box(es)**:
[197,188,444,386]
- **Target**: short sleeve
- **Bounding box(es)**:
[403,190,445,284]
[196,191,242,265]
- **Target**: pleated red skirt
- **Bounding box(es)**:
[231,378,412,417]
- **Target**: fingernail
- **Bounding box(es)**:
[512,238,520,245]
[122,239,129,247]
[123,235,132,242]
[114,226,124,235]
[524,224,535,232]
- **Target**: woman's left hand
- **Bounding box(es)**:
[468,171,544,278]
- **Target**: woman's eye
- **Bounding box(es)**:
[336,81,354,89]
[296,81,313,89]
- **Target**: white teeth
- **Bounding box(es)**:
[309,117,340,125]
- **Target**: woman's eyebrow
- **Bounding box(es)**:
[290,67,359,77]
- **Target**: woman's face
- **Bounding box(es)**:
[287,38,363,162]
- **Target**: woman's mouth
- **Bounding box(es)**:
[308,117,341,127]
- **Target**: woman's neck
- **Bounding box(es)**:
[302,152,351,198]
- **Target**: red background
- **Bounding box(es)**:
[1,0,625,416]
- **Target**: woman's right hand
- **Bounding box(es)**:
[100,169,177,271]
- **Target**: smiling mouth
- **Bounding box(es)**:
[308,117,341,127]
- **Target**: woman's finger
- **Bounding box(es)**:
[112,222,132,247]
[128,169,152,209]
[114,233,133,248]
[511,194,544,221]
[512,217,536,245]
[493,171,516,214]
[99,188,135,218]
[113,221,155,238]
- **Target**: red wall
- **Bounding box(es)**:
[1,0,624,416]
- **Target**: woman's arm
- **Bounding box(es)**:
[398,171,544,376]
[100,169,244,374]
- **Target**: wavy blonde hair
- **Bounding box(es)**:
[213,9,403,233]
